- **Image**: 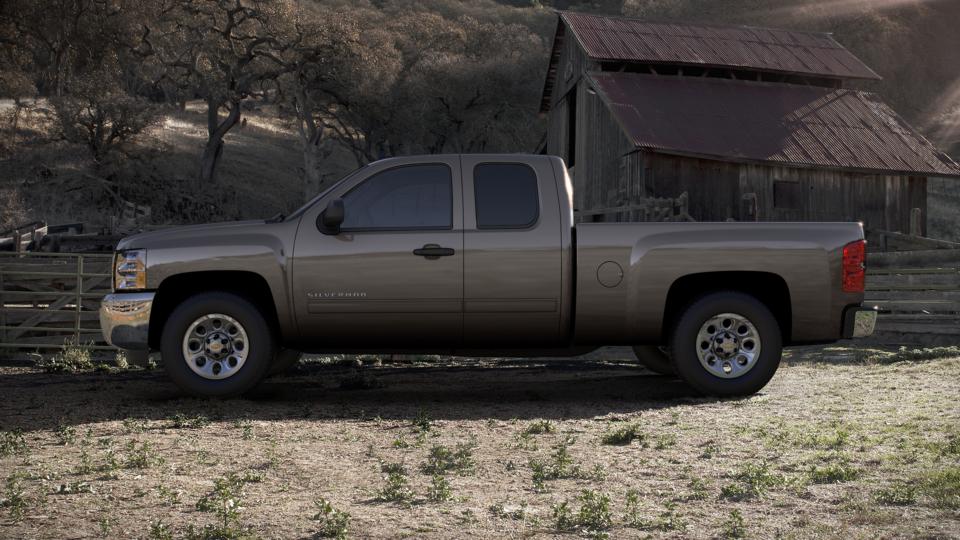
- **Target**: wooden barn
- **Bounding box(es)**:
[541,12,960,234]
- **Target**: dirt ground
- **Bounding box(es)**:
[0,346,958,539]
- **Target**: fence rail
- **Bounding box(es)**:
[0,251,114,350]
[864,250,960,344]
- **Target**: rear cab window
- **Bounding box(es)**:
[473,163,539,229]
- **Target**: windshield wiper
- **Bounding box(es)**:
[265,212,285,223]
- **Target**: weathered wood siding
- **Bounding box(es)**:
[549,27,593,111]
[636,153,927,233]
[572,82,637,218]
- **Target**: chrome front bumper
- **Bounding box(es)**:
[100,292,155,350]
[842,306,878,339]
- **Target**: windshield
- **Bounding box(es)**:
[282,165,367,222]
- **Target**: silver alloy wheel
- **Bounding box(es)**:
[695,312,761,379]
[181,313,249,380]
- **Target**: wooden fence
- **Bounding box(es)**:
[0,252,114,351]
[865,249,960,345]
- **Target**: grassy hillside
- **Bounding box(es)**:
[0,100,358,230]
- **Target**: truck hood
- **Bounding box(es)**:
[115,220,269,251]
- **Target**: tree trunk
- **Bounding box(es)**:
[303,140,323,202]
[198,99,241,185]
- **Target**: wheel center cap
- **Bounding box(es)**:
[205,332,231,358]
[715,333,738,357]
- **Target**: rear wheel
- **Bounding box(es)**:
[160,292,275,398]
[631,345,675,375]
[669,291,782,396]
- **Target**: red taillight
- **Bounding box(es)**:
[842,240,866,293]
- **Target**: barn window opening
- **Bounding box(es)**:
[773,181,802,209]
[566,88,577,168]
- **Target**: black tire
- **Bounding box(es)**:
[631,345,675,375]
[669,291,782,397]
[160,292,275,398]
[268,348,303,376]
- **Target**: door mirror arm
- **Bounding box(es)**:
[318,198,345,235]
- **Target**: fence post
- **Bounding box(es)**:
[75,255,83,344]
[910,208,923,237]
[0,264,5,346]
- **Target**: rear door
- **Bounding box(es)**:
[461,156,564,347]
[291,157,464,348]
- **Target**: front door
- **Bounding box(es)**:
[291,157,463,348]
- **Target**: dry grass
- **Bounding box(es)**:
[0,346,958,539]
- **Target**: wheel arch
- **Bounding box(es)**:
[662,271,792,344]
[148,271,282,350]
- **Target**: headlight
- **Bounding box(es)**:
[114,250,147,290]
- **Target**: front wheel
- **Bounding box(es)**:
[160,292,275,398]
[669,291,782,397]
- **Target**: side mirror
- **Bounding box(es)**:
[318,198,345,234]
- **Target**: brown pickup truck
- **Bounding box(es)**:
[100,154,876,397]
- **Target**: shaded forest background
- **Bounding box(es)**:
[1,0,958,236]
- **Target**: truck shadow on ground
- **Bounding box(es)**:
[0,357,729,431]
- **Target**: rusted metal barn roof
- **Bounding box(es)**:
[587,72,960,178]
[563,12,880,80]
[541,12,880,112]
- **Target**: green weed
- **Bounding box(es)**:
[921,467,960,509]
[720,462,784,501]
[169,413,210,429]
[55,422,77,445]
[874,483,917,506]
[600,423,646,446]
[412,409,432,434]
[529,437,585,492]
[720,509,748,539]
[36,339,94,372]
[376,462,414,504]
[553,489,612,539]
[0,429,27,457]
[313,497,350,539]
[808,454,859,484]
[420,441,476,475]
[1,473,28,521]
[523,420,555,435]
[125,440,162,469]
[427,474,453,502]
[148,520,174,540]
